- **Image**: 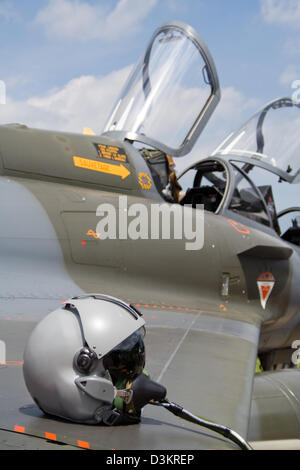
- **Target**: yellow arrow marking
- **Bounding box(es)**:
[73,156,131,180]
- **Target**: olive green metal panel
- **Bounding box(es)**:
[249,370,300,441]
[0,125,159,200]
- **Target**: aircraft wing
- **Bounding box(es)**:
[0,304,259,450]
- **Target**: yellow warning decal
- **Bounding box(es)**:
[73,156,131,180]
[138,172,152,190]
[94,144,128,163]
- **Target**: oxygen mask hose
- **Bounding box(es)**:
[128,373,252,450]
[150,399,253,451]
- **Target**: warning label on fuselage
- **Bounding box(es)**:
[94,144,128,163]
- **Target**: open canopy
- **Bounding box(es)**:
[213,97,300,183]
[102,21,220,157]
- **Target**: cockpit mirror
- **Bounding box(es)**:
[102,21,220,157]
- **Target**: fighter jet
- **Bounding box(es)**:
[0,21,300,450]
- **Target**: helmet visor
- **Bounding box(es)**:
[103,327,146,383]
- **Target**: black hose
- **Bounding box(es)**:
[150,400,252,451]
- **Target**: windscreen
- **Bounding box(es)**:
[103,23,219,156]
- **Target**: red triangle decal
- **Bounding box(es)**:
[261,285,271,301]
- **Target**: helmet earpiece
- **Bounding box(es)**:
[75,347,97,373]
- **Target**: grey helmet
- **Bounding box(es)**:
[23,294,146,424]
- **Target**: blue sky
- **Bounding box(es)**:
[1,0,300,163]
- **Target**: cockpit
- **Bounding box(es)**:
[101,22,300,247]
[178,160,228,212]
[178,158,277,226]
[177,97,300,246]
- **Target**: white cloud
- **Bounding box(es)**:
[261,1,300,56]
[0,66,132,132]
[35,0,157,41]
[105,0,157,34]
[261,0,300,27]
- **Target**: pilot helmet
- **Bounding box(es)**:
[23,294,146,424]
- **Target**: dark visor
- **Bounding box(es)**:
[103,327,146,382]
